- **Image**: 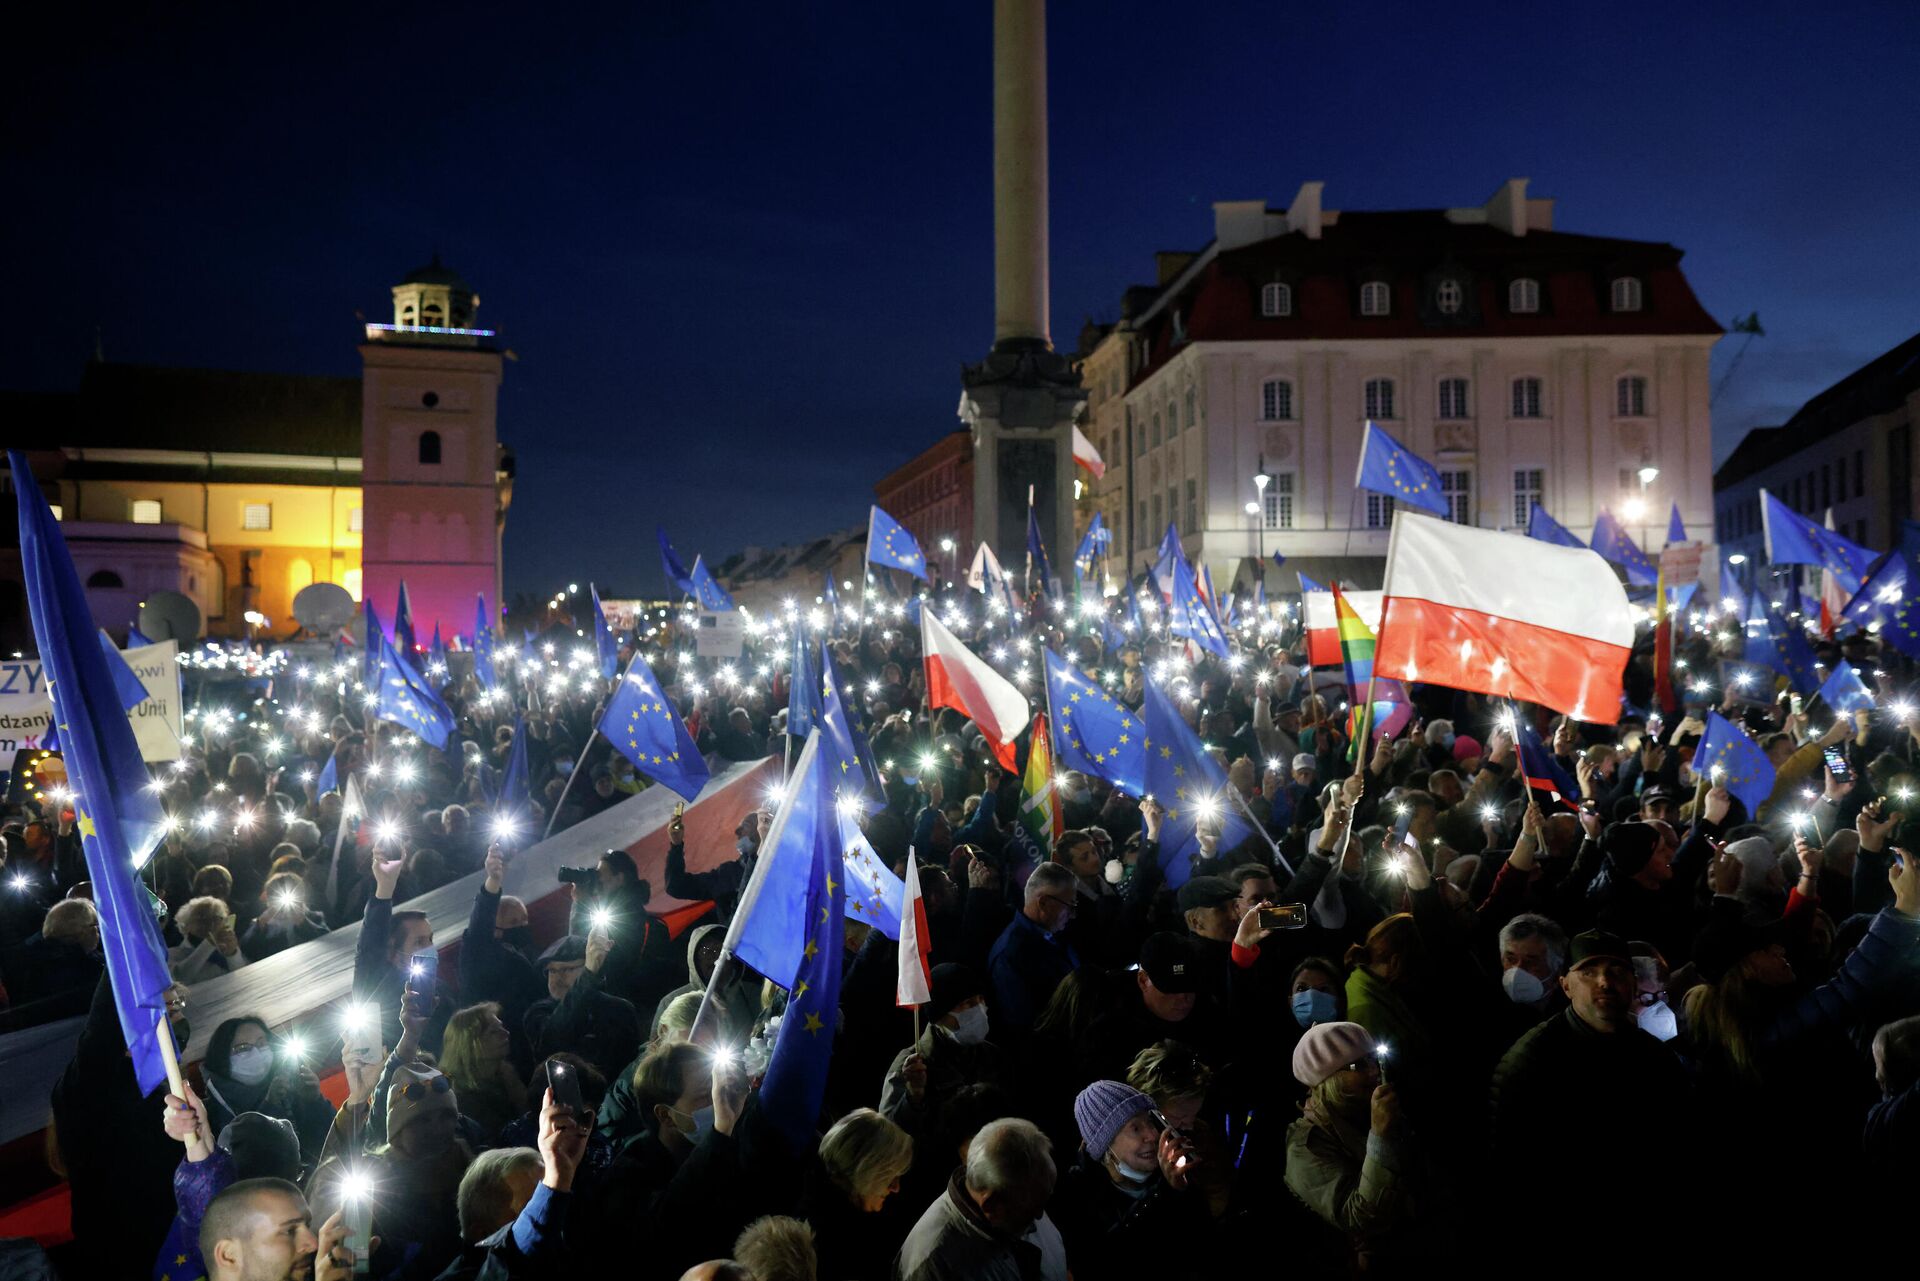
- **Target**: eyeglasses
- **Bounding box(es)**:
[1633,990,1666,1007]
[1040,893,1076,914]
[399,1074,452,1101]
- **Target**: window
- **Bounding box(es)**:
[1151,494,1163,536]
[242,503,273,531]
[1261,378,1295,421]
[1264,474,1295,529]
[1440,469,1473,524]
[1137,503,1149,548]
[1183,388,1195,429]
[1512,468,1545,527]
[1150,413,1162,448]
[1615,376,1647,417]
[1366,494,1396,529]
[343,567,363,602]
[1856,449,1865,499]
[1435,279,1464,315]
[1364,377,1396,420]
[349,506,364,532]
[1184,480,1198,534]
[1167,487,1179,537]
[1360,280,1391,316]
[1437,377,1470,420]
[418,430,442,465]
[1165,401,1179,440]
[1837,456,1848,504]
[1820,463,1831,509]
[86,569,124,589]
[1133,411,1146,458]
[1260,281,1292,318]
[1610,277,1643,312]
[1509,278,1540,314]
[1511,377,1543,418]
[130,499,162,524]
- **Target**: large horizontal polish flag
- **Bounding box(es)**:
[1374,512,1633,723]
[1303,590,1382,667]
[921,609,1030,770]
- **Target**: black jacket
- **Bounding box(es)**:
[1052,1150,1213,1281]
[523,969,641,1081]
[663,840,749,926]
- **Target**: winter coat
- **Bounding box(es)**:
[1051,1151,1212,1281]
[893,1169,1068,1281]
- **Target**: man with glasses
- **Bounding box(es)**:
[986,863,1082,1036]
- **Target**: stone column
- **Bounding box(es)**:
[994,0,1050,346]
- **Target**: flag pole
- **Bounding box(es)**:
[542,733,596,839]
[156,1008,186,1102]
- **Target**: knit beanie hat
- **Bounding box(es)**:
[1603,822,1657,878]
[1451,735,1483,764]
[926,963,983,1025]
[386,1063,457,1144]
[1723,836,1777,898]
[1074,1080,1155,1157]
[1291,1021,1377,1088]
[217,1112,301,1182]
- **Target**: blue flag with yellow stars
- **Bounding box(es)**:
[590,584,620,679]
[1527,505,1586,549]
[473,594,498,688]
[689,556,736,612]
[787,624,822,741]
[1816,662,1875,715]
[1297,571,1325,594]
[1591,510,1657,587]
[371,624,457,749]
[1141,678,1267,888]
[10,451,175,1095]
[1044,649,1145,794]
[1764,598,1821,694]
[1167,552,1231,658]
[1842,521,1920,649]
[866,505,928,581]
[1026,503,1054,591]
[1760,489,1877,591]
[494,716,531,816]
[427,623,450,678]
[658,526,698,597]
[1150,523,1184,600]
[316,747,339,797]
[725,730,846,1150]
[394,580,417,659]
[1667,502,1687,547]
[818,640,883,800]
[599,655,711,802]
[1354,421,1448,518]
[363,598,386,688]
[1689,709,1776,815]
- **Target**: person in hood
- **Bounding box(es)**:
[648,921,759,1052]
[881,964,1011,1135]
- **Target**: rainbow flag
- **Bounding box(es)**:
[1333,584,1414,760]
[1020,712,1063,858]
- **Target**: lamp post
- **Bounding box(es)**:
[1253,454,1273,592]
[940,536,956,590]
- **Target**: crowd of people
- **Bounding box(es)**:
[3,587,1919,1278]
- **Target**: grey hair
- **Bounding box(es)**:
[1424,719,1454,746]
[455,1147,542,1242]
[818,1108,913,1200]
[1023,861,1076,902]
[175,895,231,939]
[732,1215,817,1281]
[963,1116,1055,1196]
[1497,912,1568,975]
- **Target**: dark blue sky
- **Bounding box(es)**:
[6,2,1916,600]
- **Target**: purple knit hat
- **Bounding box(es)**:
[1074,1080,1155,1157]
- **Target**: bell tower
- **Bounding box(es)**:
[358,257,511,644]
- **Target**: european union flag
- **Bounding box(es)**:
[1150,524,1184,599]
[1719,561,1745,609]
[1667,502,1687,547]
[590,584,620,679]
[1764,599,1821,694]
[127,620,153,647]
[689,556,736,612]
[723,729,846,1148]
[362,598,385,688]
[1843,521,1920,648]
[1514,712,1579,808]
[1816,663,1875,715]
[1761,489,1877,591]
[1141,678,1268,887]
[1297,571,1325,594]
[1044,649,1145,794]
[787,623,822,741]
[315,748,339,797]
[1026,503,1054,590]
[473,594,498,689]
[658,526,697,596]
[427,623,450,678]
[1271,550,1287,570]
[839,827,902,941]
[494,716,531,816]
[371,625,457,749]
[599,655,711,801]
[1690,709,1775,814]
[394,580,417,658]
[867,506,928,581]
[10,451,175,1095]
[823,569,840,616]
[1354,421,1449,517]
[1591,510,1657,587]
[1527,506,1586,549]
[818,640,883,800]
[1075,512,1109,575]
[1167,551,1231,658]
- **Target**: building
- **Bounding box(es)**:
[0,259,512,648]
[1714,330,1920,592]
[708,528,866,617]
[1076,180,1723,591]
[873,430,973,587]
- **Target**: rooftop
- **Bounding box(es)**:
[1716,330,1920,488]
[11,361,364,457]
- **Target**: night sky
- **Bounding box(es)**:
[6,2,1916,601]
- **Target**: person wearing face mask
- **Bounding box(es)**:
[201,1017,335,1168]
[1630,947,1679,1042]
[882,964,1010,1135]
[1493,913,1568,1041]
[462,844,546,1073]
[1053,1080,1208,1280]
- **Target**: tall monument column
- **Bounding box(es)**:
[962,0,1085,587]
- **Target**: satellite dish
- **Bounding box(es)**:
[138,590,202,643]
[293,582,356,635]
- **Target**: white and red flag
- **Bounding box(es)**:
[1374,512,1633,723]
[1071,425,1106,479]
[921,610,1030,770]
[896,849,933,1008]
[1303,589,1382,667]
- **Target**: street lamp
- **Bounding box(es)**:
[1252,454,1274,592]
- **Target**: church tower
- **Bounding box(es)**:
[359,257,511,645]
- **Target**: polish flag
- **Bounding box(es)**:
[896,849,933,1008]
[921,610,1030,771]
[1374,512,1633,723]
[1303,589,1382,667]
[1072,425,1106,479]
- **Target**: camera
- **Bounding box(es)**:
[557,865,598,887]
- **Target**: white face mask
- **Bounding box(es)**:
[1638,998,1679,1042]
[1501,965,1547,1006]
[227,1045,272,1085]
[949,1003,990,1046]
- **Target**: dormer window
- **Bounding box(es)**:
[1260,281,1292,318]
[1610,277,1644,312]
[1435,279,1463,315]
[1509,278,1540,314]
[1360,281,1391,317]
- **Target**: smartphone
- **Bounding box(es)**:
[1391,808,1413,845]
[343,1187,372,1276]
[1790,694,1804,716]
[548,1055,584,1115]
[1823,745,1851,782]
[1258,902,1309,931]
[406,952,438,1012]
[1646,711,1664,740]
[673,801,685,820]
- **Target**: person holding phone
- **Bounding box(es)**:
[1052,1080,1208,1279]
[201,1017,334,1167]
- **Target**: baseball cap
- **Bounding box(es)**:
[1567,930,1633,972]
[1139,932,1199,993]
[1175,876,1238,914]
